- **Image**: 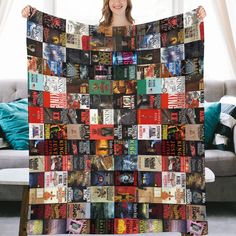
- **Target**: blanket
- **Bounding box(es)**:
[26,8,207,235]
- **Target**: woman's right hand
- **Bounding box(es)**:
[21,5,37,18]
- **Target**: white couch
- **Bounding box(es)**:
[205,79,236,202]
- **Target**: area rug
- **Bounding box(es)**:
[26,8,207,235]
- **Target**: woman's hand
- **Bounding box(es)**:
[196,6,206,21]
[21,5,37,18]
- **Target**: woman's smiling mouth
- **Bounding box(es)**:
[112,4,124,10]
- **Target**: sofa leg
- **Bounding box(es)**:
[19,185,29,236]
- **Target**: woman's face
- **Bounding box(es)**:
[109,0,127,16]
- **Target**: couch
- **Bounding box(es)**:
[205,79,236,202]
[0,79,236,202]
[0,80,28,201]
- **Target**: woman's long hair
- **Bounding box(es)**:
[99,0,135,27]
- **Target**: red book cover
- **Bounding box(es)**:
[82,35,91,50]
[28,106,44,123]
[200,22,204,41]
[161,141,185,156]
[115,186,137,202]
[90,125,114,140]
[161,93,185,109]
[44,140,68,156]
[161,93,169,109]
[45,155,69,171]
[137,109,161,124]
[44,204,67,219]
[163,204,186,220]
[162,156,189,172]
[43,91,67,108]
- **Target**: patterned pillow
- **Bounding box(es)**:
[212,96,236,151]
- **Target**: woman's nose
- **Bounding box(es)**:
[110,0,125,4]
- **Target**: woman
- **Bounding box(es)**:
[22,0,206,29]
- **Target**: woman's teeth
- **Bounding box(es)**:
[113,6,123,9]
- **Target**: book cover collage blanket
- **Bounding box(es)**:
[26,8,207,235]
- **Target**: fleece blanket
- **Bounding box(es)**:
[26,8,207,235]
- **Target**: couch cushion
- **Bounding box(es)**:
[204,80,236,102]
[205,149,236,176]
[204,80,225,102]
[225,80,236,97]
[0,150,29,169]
[0,80,27,103]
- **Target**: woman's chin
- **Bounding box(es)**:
[111,9,126,16]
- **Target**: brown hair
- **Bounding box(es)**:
[99,0,135,27]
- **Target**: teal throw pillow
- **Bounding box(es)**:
[204,101,221,149]
[0,98,28,150]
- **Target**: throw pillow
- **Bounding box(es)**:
[212,96,236,151]
[204,101,221,149]
[0,98,29,150]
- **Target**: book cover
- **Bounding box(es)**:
[90,186,115,202]
[138,155,162,172]
[67,203,90,219]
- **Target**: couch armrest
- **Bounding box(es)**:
[234,125,236,153]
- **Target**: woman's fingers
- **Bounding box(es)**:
[21,5,30,18]
[21,5,37,18]
[197,6,206,21]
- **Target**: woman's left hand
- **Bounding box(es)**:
[196,6,206,21]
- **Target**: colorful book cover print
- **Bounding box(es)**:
[27,8,207,235]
